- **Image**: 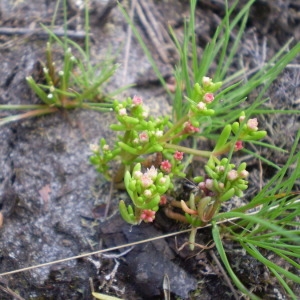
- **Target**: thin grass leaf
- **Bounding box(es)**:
[242,243,300,284]
[118,2,170,96]
[242,148,282,170]
[212,221,260,299]
[26,76,54,105]
[0,108,58,126]
[0,105,47,110]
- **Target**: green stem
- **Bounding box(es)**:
[161,115,189,141]
[189,227,197,250]
[164,143,212,158]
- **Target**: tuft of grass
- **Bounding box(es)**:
[0,0,130,127]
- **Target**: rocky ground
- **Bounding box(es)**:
[0,0,299,299]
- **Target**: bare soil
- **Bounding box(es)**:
[0,0,299,299]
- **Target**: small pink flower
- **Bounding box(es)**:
[247,118,258,131]
[239,170,249,178]
[234,141,243,151]
[160,195,167,205]
[132,95,143,106]
[239,115,245,123]
[203,93,214,103]
[155,130,163,137]
[139,131,149,143]
[146,166,157,179]
[140,174,153,188]
[119,108,127,116]
[133,170,143,179]
[160,160,172,173]
[174,151,184,161]
[183,121,200,134]
[198,182,206,190]
[197,102,206,111]
[159,177,167,185]
[205,179,214,190]
[216,166,225,172]
[202,76,212,87]
[140,209,156,222]
[218,182,224,189]
[227,170,238,181]
[144,189,152,198]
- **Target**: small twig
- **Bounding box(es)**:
[0,27,89,39]
[101,246,134,259]
[0,284,25,300]
[209,250,240,300]
[176,237,215,252]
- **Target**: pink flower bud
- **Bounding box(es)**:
[133,170,143,179]
[203,93,214,103]
[155,130,163,137]
[183,121,200,134]
[160,160,172,173]
[227,170,238,181]
[146,166,157,179]
[139,131,149,143]
[197,102,206,111]
[119,108,127,116]
[202,76,212,87]
[140,209,156,222]
[174,151,184,161]
[159,177,167,184]
[216,166,225,172]
[144,189,152,198]
[205,179,214,190]
[239,170,249,178]
[159,195,167,205]
[239,115,245,123]
[234,141,243,151]
[140,174,153,188]
[132,95,143,106]
[247,118,258,131]
[198,182,206,190]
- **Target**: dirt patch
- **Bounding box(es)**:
[0,0,299,299]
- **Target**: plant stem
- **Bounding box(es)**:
[164,143,212,158]
[0,107,58,126]
[161,115,189,141]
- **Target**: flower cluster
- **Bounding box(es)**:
[231,112,267,141]
[202,157,249,200]
[212,112,267,156]
[188,77,222,119]
[119,163,171,224]
[180,158,249,228]
[109,96,169,157]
